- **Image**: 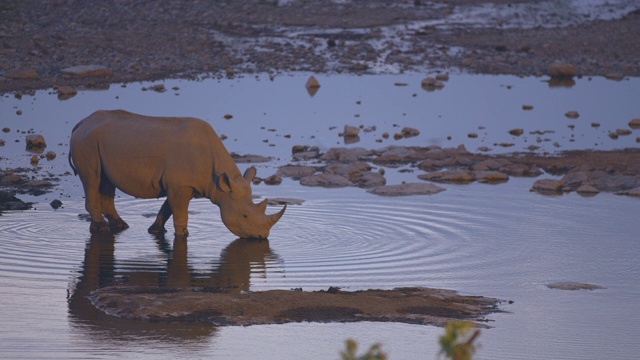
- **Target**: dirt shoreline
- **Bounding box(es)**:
[2,0,640,94]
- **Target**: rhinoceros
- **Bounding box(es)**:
[69,110,285,238]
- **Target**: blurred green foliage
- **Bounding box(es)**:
[341,339,387,360]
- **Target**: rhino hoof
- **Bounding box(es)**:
[109,218,129,233]
[90,221,110,234]
[148,223,167,234]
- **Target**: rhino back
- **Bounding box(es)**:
[71,110,234,198]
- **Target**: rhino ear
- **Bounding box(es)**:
[243,167,257,183]
[215,173,232,192]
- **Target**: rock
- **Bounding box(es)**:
[468,133,478,138]
[343,125,360,137]
[263,175,282,185]
[326,162,371,180]
[25,134,46,149]
[400,127,420,138]
[50,199,63,209]
[564,111,580,119]
[305,76,320,96]
[230,153,271,163]
[618,187,640,197]
[548,63,576,78]
[418,170,475,183]
[57,86,77,100]
[547,282,604,291]
[367,183,446,196]
[472,159,502,171]
[4,69,39,80]
[475,171,509,184]
[351,171,386,188]
[45,151,56,160]
[576,185,599,194]
[508,128,524,136]
[522,105,534,110]
[604,73,625,81]
[614,128,632,136]
[629,118,640,129]
[420,77,444,90]
[531,179,564,192]
[88,286,501,327]
[0,190,32,211]
[267,198,305,206]
[276,166,317,179]
[300,173,353,188]
[320,147,372,162]
[60,65,112,78]
[373,146,423,164]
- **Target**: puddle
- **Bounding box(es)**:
[1,73,639,359]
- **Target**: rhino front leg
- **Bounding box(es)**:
[99,177,129,232]
[167,188,192,237]
[79,175,109,234]
[148,199,172,234]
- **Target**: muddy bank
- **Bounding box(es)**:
[2,0,640,94]
[89,286,504,327]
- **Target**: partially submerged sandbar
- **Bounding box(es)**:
[89,286,505,327]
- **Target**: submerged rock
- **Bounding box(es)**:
[547,282,605,291]
[367,183,446,196]
[531,179,564,193]
[300,173,353,187]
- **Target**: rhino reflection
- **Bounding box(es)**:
[68,234,280,339]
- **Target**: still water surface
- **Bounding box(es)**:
[1,74,639,359]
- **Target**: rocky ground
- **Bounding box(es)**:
[1,0,640,94]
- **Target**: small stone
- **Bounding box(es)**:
[2,128,9,133]
[576,185,599,194]
[522,105,534,110]
[26,134,46,149]
[367,183,446,196]
[45,151,56,160]
[305,76,320,96]
[628,118,640,129]
[343,125,360,137]
[401,127,420,138]
[548,63,576,78]
[57,86,77,100]
[4,69,39,80]
[591,122,601,128]
[30,155,39,164]
[532,179,564,193]
[615,129,632,136]
[508,128,524,136]
[223,114,233,120]
[60,65,111,78]
[263,175,282,185]
[468,133,478,138]
[565,111,580,119]
[50,199,63,209]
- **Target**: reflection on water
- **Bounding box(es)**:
[1,183,639,359]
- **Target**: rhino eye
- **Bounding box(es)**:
[243,214,248,219]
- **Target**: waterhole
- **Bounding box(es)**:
[1,73,639,359]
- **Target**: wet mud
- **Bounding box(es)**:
[89,286,503,328]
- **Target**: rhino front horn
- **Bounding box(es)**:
[267,204,286,226]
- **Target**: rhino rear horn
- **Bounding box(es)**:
[257,198,268,213]
[267,204,286,226]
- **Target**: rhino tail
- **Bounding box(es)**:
[68,150,78,176]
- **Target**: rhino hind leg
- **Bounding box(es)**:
[99,175,129,232]
[148,199,172,234]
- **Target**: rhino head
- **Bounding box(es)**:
[214,167,286,239]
